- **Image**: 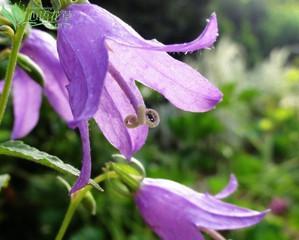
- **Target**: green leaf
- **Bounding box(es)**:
[0,174,10,191]
[30,8,59,30]
[11,4,25,26]
[1,7,16,28]
[0,4,25,29]
[0,141,102,191]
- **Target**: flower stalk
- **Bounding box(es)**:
[55,171,117,240]
[0,1,33,126]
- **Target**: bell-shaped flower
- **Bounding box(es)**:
[0,29,73,139]
[135,175,269,240]
[57,3,222,192]
[57,3,222,152]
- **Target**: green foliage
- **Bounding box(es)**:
[1,4,25,29]
[0,141,101,190]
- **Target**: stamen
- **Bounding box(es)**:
[200,228,226,240]
[108,63,139,112]
[108,63,160,129]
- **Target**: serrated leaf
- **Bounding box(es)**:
[0,174,10,191]
[30,8,58,30]
[11,4,25,26]
[40,19,57,30]
[0,141,102,191]
[1,7,16,29]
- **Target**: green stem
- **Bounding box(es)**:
[55,172,116,240]
[55,195,82,240]
[0,2,33,126]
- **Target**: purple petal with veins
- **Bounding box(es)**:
[94,66,148,158]
[57,8,108,123]
[57,3,223,192]
[107,40,222,112]
[135,177,269,240]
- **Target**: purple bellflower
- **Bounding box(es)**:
[57,3,222,192]
[0,29,72,139]
[135,175,269,240]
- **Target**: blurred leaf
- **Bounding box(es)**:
[0,4,25,29]
[82,191,97,216]
[70,226,103,240]
[11,4,25,26]
[0,174,10,191]
[0,141,102,191]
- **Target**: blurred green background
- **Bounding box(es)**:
[1,0,299,239]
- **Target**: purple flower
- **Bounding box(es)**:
[57,3,222,152]
[0,29,72,139]
[135,175,269,240]
[57,3,222,192]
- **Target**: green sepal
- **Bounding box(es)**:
[0,49,44,86]
[110,157,145,192]
[17,52,44,86]
[1,4,26,30]
[106,177,131,198]
[57,176,97,215]
[82,191,97,215]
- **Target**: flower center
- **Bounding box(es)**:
[108,63,160,129]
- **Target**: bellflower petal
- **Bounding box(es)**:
[57,3,223,191]
[70,121,92,194]
[11,69,42,139]
[135,178,268,240]
[108,41,222,112]
[94,71,148,158]
[57,9,108,122]
[68,4,218,53]
[108,13,218,53]
[214,174,238,199]
[21,29,73,122]
[58,3,222,116]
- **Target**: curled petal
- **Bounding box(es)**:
[108,13,218,53]
[21,29,73,122]
[108,41,222,112]
[11,68,42,139]
[136,178,268,237]
[94,71,148,158]
[66,4,218,53]
[57,9,108,122]
[192,194,269,230]
[70,121,91,194]
[214,174,238,199]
